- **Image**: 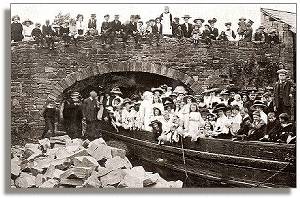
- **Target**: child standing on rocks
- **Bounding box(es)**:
[42,101,59,138]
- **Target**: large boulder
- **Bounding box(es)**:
[15,172,36,188]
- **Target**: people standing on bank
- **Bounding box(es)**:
[208,18,218,40]
[62,92,83,139]
[224,22,236,41]
[273,69,295,117]
[22,19,34,41]
[181,15,193,38]
[159,6,173,37]
[82,91,100,140]
[11,15,23,42]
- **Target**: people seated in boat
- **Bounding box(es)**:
[182,95,196,128]
[184,103,205,138]
[121,98,133,130]
[246,110,266,141]
[211,103,231,139]
[250,100,268,124]
[259,112,281,142]
[139,91,154,131]
[203,121,214,137]
[229,105,243,136]
[206,112,217,129]
[275,113,296,144]
[151,87,164,99]
[103,106,119,132]
[161,112,173,133]
[234,107,252,140]
[149,119,163,141]
[230,94,243,109]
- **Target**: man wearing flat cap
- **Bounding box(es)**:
[224,22,236,41]
[87,14,98,36]
[180,15,193,38]
[101,14,112,45]
[123,15,140,48]
[273,69,295,117]
[110,14,123,44]
[208,18,218,40]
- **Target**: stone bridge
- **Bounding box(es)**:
[11,37,295,140]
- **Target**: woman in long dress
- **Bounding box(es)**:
[139,91,154,131]
[160,6,173,37]
[184,103,205,139]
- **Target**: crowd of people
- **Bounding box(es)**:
[42,68,296,145]
[11,6,280,49]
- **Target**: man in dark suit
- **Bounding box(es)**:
[87,14,98,36]
[208,18,219,40]
[123,15,140,47]
[110,14,123,44]
[274,69,295,117]
[181,15,193,38]
[171,17,180,37]
[101,14,112,44]
[42,20,54,49]
[82,91,100,140]
[263,92,274,114]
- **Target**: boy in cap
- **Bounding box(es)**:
[237,17,247,40]
[101,14,112,45]
[110,14,123,44]
[31,23,44,47]
[224,22,236,41]
[208,18,218,40]
[243,19,254,42]
[87,14,98,36]
[267,29,279,45]
[274,69,295,117]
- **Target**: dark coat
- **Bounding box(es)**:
[42,25,53,36]
[110,20,122,32]
[237,116,252,136]
[243,27,253,42]
[31,28,42,38]
[267,34,280,44]
[43,108,59,122]
[60,27,69,36]
[126,22,137,35]
[82,98,99,122]
[265,100,274,114]
[265,119,281,141]
[101,21,111,33]
[276,123,296,143]
[153,23,163,35]
[171,22,180,36]
[63,100,83,122]
[201,29,211,38]
[88,19,97,29]
[274,80,294,108]
[209,27,219,40]
[11,22,23,41]
[181,23,193,38]
[247,119,266,141]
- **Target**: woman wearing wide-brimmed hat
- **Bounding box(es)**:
[11,15,23,42]
[250,100,268,124]
[211,103,231,137]
[22,18,34,41]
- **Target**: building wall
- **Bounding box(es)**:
[10,38,294,141]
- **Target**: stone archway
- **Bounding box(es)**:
[48,61,201,101]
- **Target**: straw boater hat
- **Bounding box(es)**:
[250,100,267,109]
[239,17,246,21]
[208,18,217,24]
[277,69,288,75]
[110,87,123,95]
[22,19,33,25]
[220,89,230,95]
[12,15,20,21]
[173,86,187,95]
[182,14,192,19]
[160,84,168,90]
[193,18,205,23]
[212,103,227,113]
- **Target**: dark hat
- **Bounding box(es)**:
[162,97,173,105]
[251,100,267,109]
[193,18,205,23]
[12,15,20,21]
[104,14,109,18]
[153,107,162,114]
[183,95,196,103]
[155,17,161,21]
[204,24,210,27]
[239,17,246,21]
[130,15,135,19]
[231,105,240,111]
[277,69,288,74]
[149,19,155,22]
[138,21,143,24]
[22,19,33,25]
[247,19,254,24]
[122,98,132,106]
[174,17,179,20]
[182,14,192,19]
[258,25,265,29]
[160,84,168,89]
[208,18,217,24]
[91,14,96,17]
[110,87,123,95]
[135,15,141,19]
[225,22,232,26]
[151,87,163,94]
[149,120,162,128]
[213,103,227,113]
[114,14,120,17]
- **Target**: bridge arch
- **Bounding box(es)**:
[48,61,201,101]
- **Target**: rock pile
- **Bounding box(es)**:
[11,135,183,188]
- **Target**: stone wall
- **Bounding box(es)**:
[11,37,294,140]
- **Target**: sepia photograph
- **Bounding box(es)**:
[9,2,296,190]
